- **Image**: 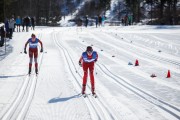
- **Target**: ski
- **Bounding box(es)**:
[92,93,97,98]
[28,73,38,77]
[80,93,97,98]
[83,94,87,98]
[79,93,89,98]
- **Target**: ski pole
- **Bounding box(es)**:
[3,33,6,54]
[75,66,81,73]
[95,67,97,75]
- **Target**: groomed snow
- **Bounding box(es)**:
[0,25,180,120]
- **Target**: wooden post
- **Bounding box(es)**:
[5,33,6,55]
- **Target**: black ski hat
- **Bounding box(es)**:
[31,33,35,37]
[86,46,93,52]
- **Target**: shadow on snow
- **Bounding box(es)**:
[0,74,26,78]
[48,94,81,103]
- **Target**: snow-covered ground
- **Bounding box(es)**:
[0,25,180,120]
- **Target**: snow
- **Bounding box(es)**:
[0,23,4,27]
[59,1,87,27]
[0,25,180,120]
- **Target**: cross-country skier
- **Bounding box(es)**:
[24,33,43,74]
[79,46,98,95]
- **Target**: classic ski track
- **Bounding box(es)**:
[85,31,180,119]
[100,32,180,78]
[78,32,180,90]
[77,34,180,119]
[99,32,180,68]
[22,36,45,120]
[53,33,101,120]
[0,33,43,120]
[116,33,180,66]
[53,32,117,120]
[97,63,180,119]
[78,30,180,119]
[0,74,32,120]
[148,34,180,48]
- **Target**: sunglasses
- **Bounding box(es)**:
[87,51,92,53]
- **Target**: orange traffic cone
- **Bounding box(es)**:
[135,59,139,66]
[167,70,171,78]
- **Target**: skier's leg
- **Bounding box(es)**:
[29,50,33,74]
[82,71,88,93]
[82,64,88,94]
[89,63,95,94]
[90,72,95,93]
[34,49,38,74]
[29,58,32,74]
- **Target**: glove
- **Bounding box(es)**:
[79,61,82,67]
[40,48,43,53]
[94,59,97,62]
[24,48,27,54]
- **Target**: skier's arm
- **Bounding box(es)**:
[24,40,29,54]
[24,40,29,49]
[38,39,43,52]
[38,39,43,49]
[79,56,83,66]
[95,53,98,62]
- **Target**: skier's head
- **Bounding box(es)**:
[86,46,93,55]
[31,33,36,38]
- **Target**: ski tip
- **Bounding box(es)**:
[92,94,97,98]
[80,93,88,98]
[83,94,87,98]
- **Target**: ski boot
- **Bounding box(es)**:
[92,91,97,98]
[35,68,38,75]
[82,85,87,97]
[28,68,31,75]
[82,91,87,98]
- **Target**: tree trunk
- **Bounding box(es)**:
[173,0,177,24]
[137,0,140,22]
[36,0,40,25]
[167,0,172,24]
[160,0,164,19]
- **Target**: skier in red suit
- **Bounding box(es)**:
[79,46,98,95]
[24,33,43,74]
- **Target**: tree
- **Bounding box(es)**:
[0,0,4,22]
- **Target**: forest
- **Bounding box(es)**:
[0,0,179,25]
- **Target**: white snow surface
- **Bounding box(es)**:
[0,25,180,120]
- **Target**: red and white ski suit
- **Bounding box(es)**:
[24,37,43,69]
[79,51,98,93]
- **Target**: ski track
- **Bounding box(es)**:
[103,32,180,78]
[101,27,180,57]
[98,32,180,70]
[76,28,180,119]
[119,33,180,57]
[0,34,43,120]
[54,30,155,120]
[75,30,180,119]
[53,31,120,120]
[102,32,180,78]
[97,63,180,119]
[81,31,180,89]
[1,26,180,120]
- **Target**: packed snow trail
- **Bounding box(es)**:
[0,26,180,120]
